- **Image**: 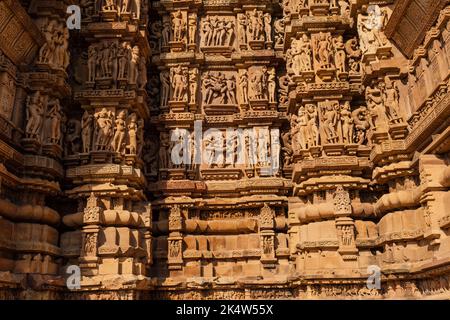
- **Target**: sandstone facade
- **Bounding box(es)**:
[0,0,449,300]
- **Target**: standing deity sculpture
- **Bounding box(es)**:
[340,102,353,144]
[117,42,129,79]
[237,14,248,46]
[47,98,62,144]
[268,68,276,103]
[333,35,347,74]
[112,110,127,153]
[306,104,319,147]
[64,119,81,156]
[263,13,272,43]
[247,9,264,41]
[249,67,268,100]
[295,106,309,149]
[171,66,187,102]
[129,46,140,84]
[383,77,402,124]
[95,108,113,151]
[188,68,198,104]
[88,45,98,82]
[239,71,249,104]
[291,34,313,75]
[365,85,388,130]
[171,10,186,42]
[81,111,93,153]
[314,33,334,69]
[188,13,197,45]
[127,113,138,154]
[25,91,45,140]
[159,132,170,169]
[162,20,170,47]
[160,70,170,107]
[321,101,340,144]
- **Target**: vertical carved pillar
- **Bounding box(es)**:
[334,186,358,260]
[260,203,277,267]
[80,193,102,273]
[167,205,183,270]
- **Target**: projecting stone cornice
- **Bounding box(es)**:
[384,0,448,58]
[0,0,44,65]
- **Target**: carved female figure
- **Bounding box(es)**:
[160,71,170,107]
[268,68,276,103]
[95,108,113,151]
[322,102,339,143]
[129,46,140,84]
[127,113,137,154]
[237,14,248,45]
[112,110,127,153]
[159,132,170,168]
[297,106,309,149]
[171,10,185,42]
[81,111,93,153]
[383,77,402,123]
[47,98,62,144]
[88,45,98,82]
[340,102,353,144]
[171,66,187,101]
[334,35,347,73]
[188,68,198,104]
[188,14,197,45]
[25,91,45,139]
[306,104,319,147]
[264,13,272,42]
[225,75,237,104]
[239,71,249,104]
[315,33,333,69]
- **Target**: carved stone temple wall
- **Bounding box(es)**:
[0,0,449,300]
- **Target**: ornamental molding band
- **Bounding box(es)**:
[0,0,449,300]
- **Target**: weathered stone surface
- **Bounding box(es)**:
[0,0,448,300]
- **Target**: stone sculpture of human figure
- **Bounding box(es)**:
[127,113,137,154]
[95,108,113,151]
[239,71,249,104]
[225,75,237,104]
[297,106,308,149]
[26,91,45,139]
[188,14,197,45]
[334,35,346,73]
[237,14,247,45]
[159,132,170,168]
[129,46,140,84]
[340,101,353,144]
[201,16,213,46]
[162,20,170,47]
[263,13,272,42]
[160,70,170,106]
[47,98,62,144]
[81,111,93,153]
[306,104,319,147]
[171,66,187,101]
[322,102,339,143]
[383,77,402,123]
[299,34,313,71]
[268,68,276,103]
[88,45,97,82]
[112,110,126,153]
[188,68,198,104]
[172,10,185,42]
